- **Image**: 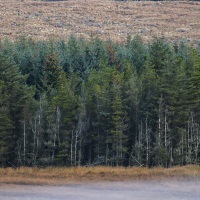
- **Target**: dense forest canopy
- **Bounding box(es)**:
[0,36,200,167]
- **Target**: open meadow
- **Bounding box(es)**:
[0,0,200,43]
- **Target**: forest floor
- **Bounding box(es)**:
[0,0,200,44]
[0,165,200,185]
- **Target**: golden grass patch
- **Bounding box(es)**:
[0,165,200,185]
[0,0,200,43]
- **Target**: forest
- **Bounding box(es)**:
[0,35,200,168]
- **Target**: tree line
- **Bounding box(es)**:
[0,36,200,167]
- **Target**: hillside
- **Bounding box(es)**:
[0,0,200,43]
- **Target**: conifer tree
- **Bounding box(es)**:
[0,54,35,166]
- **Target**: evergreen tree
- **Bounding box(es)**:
[0,54,35,166]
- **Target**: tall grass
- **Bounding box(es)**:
[0,165,200,185]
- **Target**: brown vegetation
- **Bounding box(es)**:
[0,165,200,185]
[0,0,200,43]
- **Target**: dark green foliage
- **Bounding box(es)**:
[0,54,35,166]
[0,36,200,167]
[126,35,147,75]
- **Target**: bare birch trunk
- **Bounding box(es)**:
[181,132,184,165]
[71,130,74,166]
[164,109,167,148]
[75,132,78,166]
[158,101,161,147]
[78,139,82,166]
[145,117,149,166]
[106,142,109,166]
[23,119,26,165]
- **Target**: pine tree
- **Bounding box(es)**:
[109,69,127,166]
[0,80,14,167]
[0,54,35,166]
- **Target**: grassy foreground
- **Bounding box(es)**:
[0,165,200,185]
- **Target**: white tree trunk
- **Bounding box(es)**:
[75,132,78,166]
[23,119,26,165]
[158,102,161,147]
[71,130,74,166]
[145,117,149,166]
[164,109,167,148]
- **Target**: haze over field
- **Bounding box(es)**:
[1,180,200,200]
[0,0,200,43]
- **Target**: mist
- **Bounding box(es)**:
[0,179,200,200]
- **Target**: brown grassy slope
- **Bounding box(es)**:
[0,165,200,185]
[0,0,200,43]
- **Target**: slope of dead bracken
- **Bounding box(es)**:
[0,165,200,185]
[0,0,200,43]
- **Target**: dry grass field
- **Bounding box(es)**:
[0,165,200,185]
[0,0,200,43]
